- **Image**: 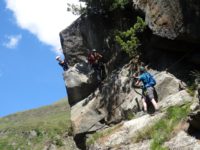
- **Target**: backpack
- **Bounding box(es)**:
[144,72,156,87]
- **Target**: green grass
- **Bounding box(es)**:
[187,83,197,97]
[133,103,191,150]
[0,98,73,150]
[125,111,135,120]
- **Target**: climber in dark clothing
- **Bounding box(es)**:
[56,56,69,71]
[87,49,104,81]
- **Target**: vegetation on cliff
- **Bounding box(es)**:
[84,0,131,11]
[134,103,191,150]
[115,16,146,56]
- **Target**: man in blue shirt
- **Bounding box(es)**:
[134,67,159,113]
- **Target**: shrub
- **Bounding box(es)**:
[67,3,86,15]
[115,16,146,57]
[110,0,130,11]
[84,0,131,12]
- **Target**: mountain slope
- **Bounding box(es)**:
[0,98,77,150]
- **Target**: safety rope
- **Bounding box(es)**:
[166,50,192,72]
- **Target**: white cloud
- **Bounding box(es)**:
[5,0,85,53]
[3,34,22,49]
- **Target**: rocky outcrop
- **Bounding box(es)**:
[89,113,164,150]
[60,13,132,105]
[61,0,200,106]
[63,64,99,105]
[59,1,200,149]
[69,61,198,150]
[60,14,115,66]
[132,0,200,41]
[71,68,189,135]
[164,131,200,149]
[132,0,200,67]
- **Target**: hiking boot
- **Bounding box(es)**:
[143,111,148,115]
[155,109,160,113]
[151,109,160,116]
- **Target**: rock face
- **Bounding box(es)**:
[61,0,200,106]
[132,0,200,67]
[164,131,200,150]
[60,14,114,66]
[132,0,200,41]
[63,65,98,105]
[89,113,164,150]
[70,64,195,150]
[71,69,189,135]
[60,1,200,149]
[60,14,131,105]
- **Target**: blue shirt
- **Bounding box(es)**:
[139,72,153,89]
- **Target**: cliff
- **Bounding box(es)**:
[60,0,200,149]
[1,1,200,150]
[61,0,200,105]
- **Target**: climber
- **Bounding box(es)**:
[56,56,69,71]
[133,66,159,114]
[87,49,104,81]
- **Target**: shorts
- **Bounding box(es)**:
[142,87,155,101]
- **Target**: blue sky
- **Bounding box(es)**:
[0,0,84,117]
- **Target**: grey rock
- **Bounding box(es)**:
[60,15,110,65]
[190,92,200,112]
[132,0,200,41]
[63,66,98,106]
[29,130,37,139]
[154,71,184,101]
[71,67,191,136]
[112,140,151,150]
[71,64,142,135]
[164,131,200,150]
[71,95,106,134]
[48,144,57,150]
[88,113,164,150]
[159,90,192,109]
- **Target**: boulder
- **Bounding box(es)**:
[88,113,164,150]
[159,90,192,109]
[63,65,98,106]
[132,0,200,41]
[164,131,200,149]
[154,71,184,101]
[71,95,106,134]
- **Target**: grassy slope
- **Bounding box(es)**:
[0,98,75,150]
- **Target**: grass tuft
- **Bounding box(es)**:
[133,103,191,150]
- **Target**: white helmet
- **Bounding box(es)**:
[92,49,97,52]
[56,56,61,60]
